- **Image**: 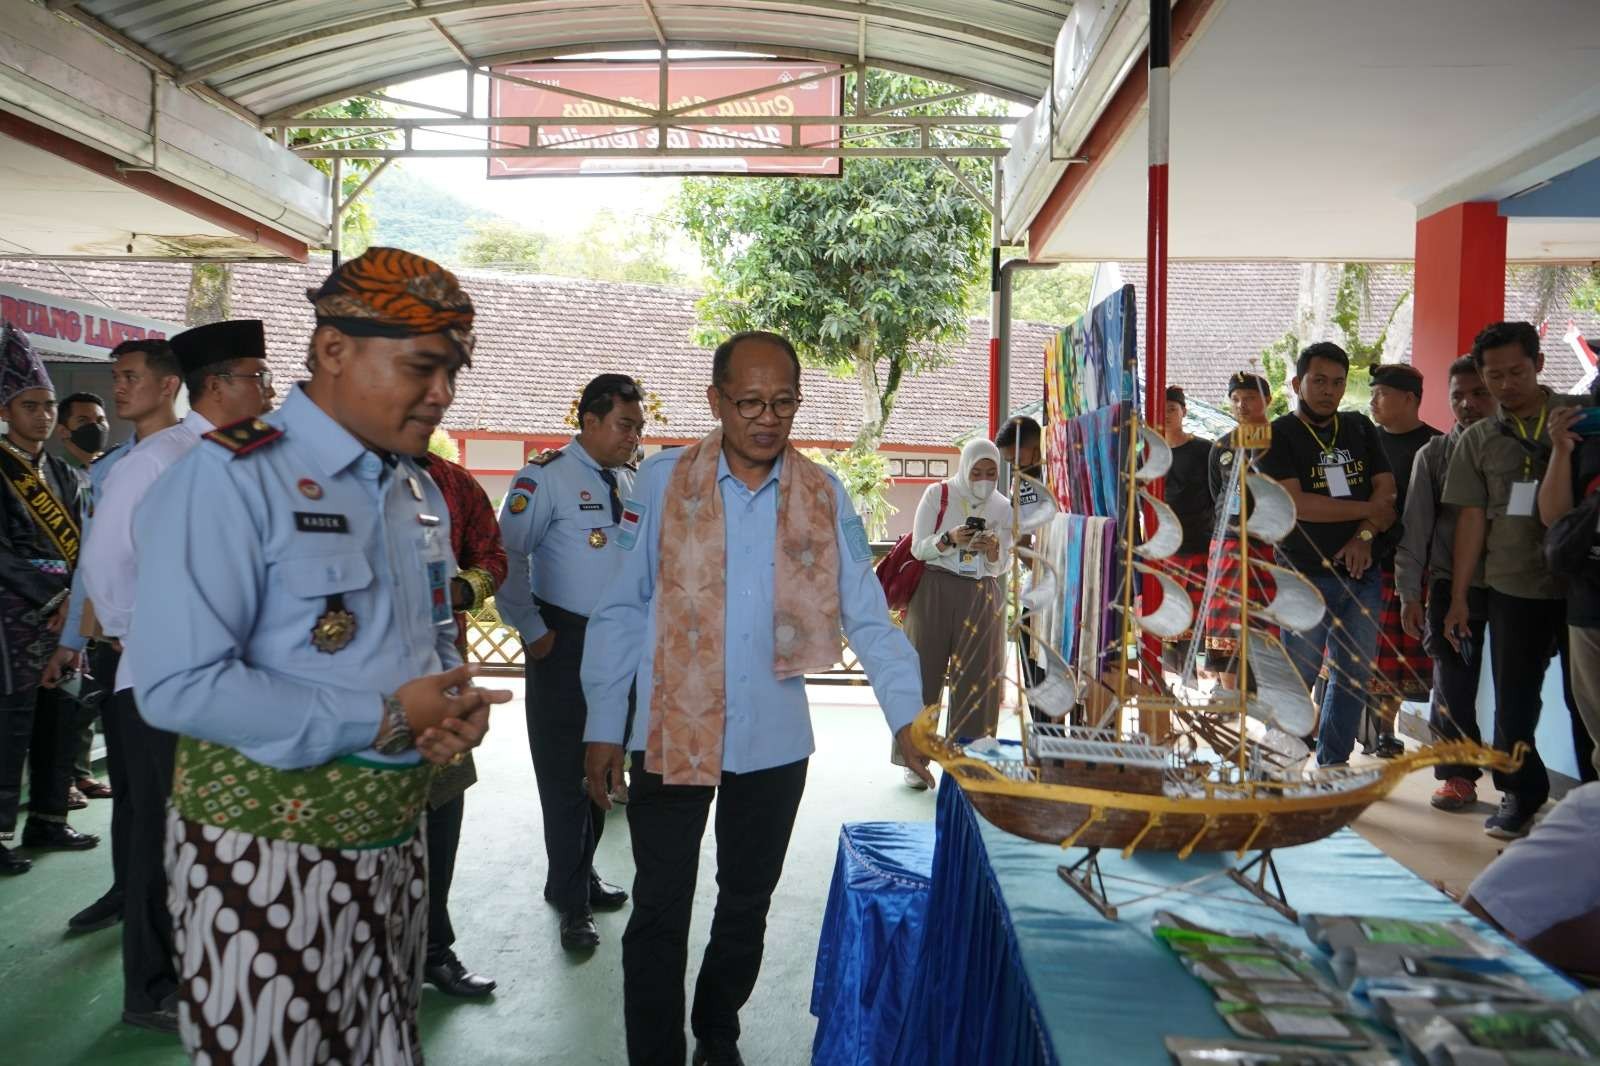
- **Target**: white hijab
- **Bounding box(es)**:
[950,437,1004,505]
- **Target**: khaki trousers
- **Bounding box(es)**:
[892,567,1005,764]
[1570,625,1600,778]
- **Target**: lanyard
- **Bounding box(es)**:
[1303,414,1339,457]
[1506,403,1548,478]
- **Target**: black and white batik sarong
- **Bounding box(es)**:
[165,808,429,1065]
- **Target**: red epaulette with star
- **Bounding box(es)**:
[529,449,563,467]
[204,418,284,458]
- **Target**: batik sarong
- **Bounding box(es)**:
[165,808,429,1066]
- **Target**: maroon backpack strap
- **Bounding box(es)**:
[935,482,949,527]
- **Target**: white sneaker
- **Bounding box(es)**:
[902,767,931,791]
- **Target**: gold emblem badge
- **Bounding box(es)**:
[311,603,357,653]
[508,493,529,515]
[588,528,608,549]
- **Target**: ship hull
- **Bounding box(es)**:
[961,787,1371,854]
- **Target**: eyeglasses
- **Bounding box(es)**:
[718,388,801,420]
[220,370,274,391]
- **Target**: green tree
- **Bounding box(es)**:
[677,71,1000,456]
[285,98,394,254]
[459,219,550,268]
[544,209,693,287]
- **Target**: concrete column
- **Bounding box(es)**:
[1412,203,1506,427]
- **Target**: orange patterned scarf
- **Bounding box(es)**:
[648,430,843,785]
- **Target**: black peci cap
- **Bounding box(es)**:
[1226,371,1271,398]
[169,319,266,376]
[1369,363,1423,397]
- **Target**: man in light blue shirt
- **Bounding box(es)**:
[499,373,643,951]
[41,338,182,961]
[126,247,507,1065]
[581,332,929,1066]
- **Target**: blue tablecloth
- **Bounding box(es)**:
[811,821,936,1066]
[817,778,1578,1066]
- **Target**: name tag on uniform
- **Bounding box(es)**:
[294,511,349,534]
[617,500,645,551]
[958,550,981,576]
[1322,464,1351,498]
[578,502,605,512]
[427,560,451,623]
[1508,480,1538,517]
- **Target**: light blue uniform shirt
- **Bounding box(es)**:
[580,448,924,774]
[60,439,129,653]
[128,385,460,771]
[496,438,636,640]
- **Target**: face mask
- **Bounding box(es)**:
[69,423,108,455]
[970,479,996,499]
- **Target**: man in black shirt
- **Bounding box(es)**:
[1364,364,1442,757]
[1204,372,1274,684]
[1537,395,1600,782]
[1259,342,1397,766]
[1161,387,1212,670]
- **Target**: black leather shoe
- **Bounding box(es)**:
[424,950,497,997]
[122,1007,179,1033]
[68,889,123,932]
[0,843,31,875]
[693,1037,747,1066]
[21,821,100,851]
[590,872,629,911]
[560,906,600,951]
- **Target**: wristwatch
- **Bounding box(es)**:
[377,693,414,754]
[1356,528,1375,543]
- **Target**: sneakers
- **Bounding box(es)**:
[902,767,930,791]
[1430,777,1477,811]
[1484,795,1536,840]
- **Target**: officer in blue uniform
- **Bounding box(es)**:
[499,373,644,951]
[125,248,508,1065]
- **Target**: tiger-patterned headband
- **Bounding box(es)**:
[308,247,476,356]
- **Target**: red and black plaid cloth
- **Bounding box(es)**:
[1371,565,1431,700]
[1203,535,1278,650]
[1156,551,1209,640]
[420,454,508,654]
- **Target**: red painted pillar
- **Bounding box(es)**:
[1413,202,1506,428]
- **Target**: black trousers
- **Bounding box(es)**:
[1425,580,1489,782]
[526,601,606,912]
[1487,590,1598,808]
[425,792,464,960]
[87,643,129,892]
[118,688,178,1013]
[0,683,73,832]
[622,755,808,1066]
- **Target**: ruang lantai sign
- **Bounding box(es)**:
[487,59,842,178]
[1,283,179,361]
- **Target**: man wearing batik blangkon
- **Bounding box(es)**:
[127,248,512,1065]
[0,323,96,877]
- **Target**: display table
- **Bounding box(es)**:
[813,779,1577,1066]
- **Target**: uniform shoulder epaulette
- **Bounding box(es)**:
[90,442,125,465]
[529,449,563,467]
[205,417,284,458]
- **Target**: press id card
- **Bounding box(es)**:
[1322,464,1351,498]
[958,550,981,576]
[1507,480,1538,517]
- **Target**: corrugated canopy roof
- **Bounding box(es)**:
[60,1,1067,123]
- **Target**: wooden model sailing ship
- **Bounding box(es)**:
[906,408,1519,920]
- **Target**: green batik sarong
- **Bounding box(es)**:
[170,737,436,850]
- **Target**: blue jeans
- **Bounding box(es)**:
[1282,567,1383,766]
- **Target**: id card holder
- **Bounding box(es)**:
[427,559,452,623]
[958,550,981,577]
[1323,464,1351,498]
[1507,480,1538,517]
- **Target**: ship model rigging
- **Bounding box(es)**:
[906,403,1519,921]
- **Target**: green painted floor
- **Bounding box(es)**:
[0,681,938,1065]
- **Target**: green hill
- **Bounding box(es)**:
[365,166,501,264]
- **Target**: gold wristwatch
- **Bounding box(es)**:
[1356,528,1375,543]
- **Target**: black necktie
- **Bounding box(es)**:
[600,468,622,523]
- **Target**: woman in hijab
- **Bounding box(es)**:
[893,438,1014,788]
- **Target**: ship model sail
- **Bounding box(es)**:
[905,390,1518,918]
